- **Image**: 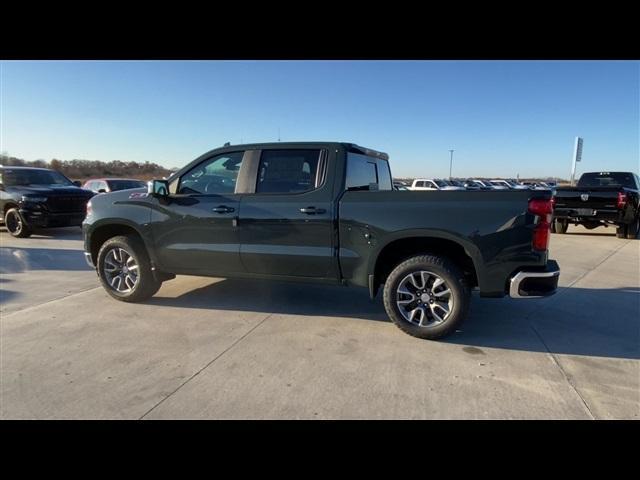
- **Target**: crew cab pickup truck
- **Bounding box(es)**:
[82,142,560,340]
[0,166,95,238]
[552,171,640,239]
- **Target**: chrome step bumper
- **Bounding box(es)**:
[509,260,560,298]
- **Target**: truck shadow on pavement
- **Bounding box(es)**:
[0,226,83,239]
[0,246,91,273]
[146,278,640,360]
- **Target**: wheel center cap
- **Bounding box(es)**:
[122,266,129,274]
[420,293,431,302]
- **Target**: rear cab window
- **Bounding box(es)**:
[345,152,392,191]
[577,172,636,188]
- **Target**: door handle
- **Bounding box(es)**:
[212,205,235,213]
[300,206,326,214]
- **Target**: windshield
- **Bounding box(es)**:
[1,169,74,187]
[108,179,147,191]
[577,172,636,189]
[434,180,447,187]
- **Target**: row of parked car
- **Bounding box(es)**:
[393,178,557,191]
[0,164,147,238]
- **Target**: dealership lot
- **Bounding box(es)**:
[0,225,638,419]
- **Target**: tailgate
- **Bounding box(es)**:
[554,188,620,211]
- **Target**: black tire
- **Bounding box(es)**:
[96,234,162,302]
[625,217,639,239]
[383,254,471,340]
[4,208,32,238]
[553,218,568,234]
[616,224,627,238]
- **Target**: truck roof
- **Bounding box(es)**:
[214,142,389,161]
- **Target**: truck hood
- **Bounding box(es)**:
[6,185,94,197]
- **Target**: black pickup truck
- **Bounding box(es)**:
[82,142,560,340]
[552,172,640,238]
[0,166,95,238]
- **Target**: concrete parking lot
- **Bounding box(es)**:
[1,224,638,419]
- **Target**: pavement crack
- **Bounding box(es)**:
[138,313,274,420]
[516,240,631,420]
[529,323,596,419]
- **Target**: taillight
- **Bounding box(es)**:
[529,198,553,251]
[617,192,627,209]
[86,200,92,216]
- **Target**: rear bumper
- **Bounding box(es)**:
[509,260,560,298]
[554,208,621,223]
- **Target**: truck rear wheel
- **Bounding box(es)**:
[97,235,162,302]
[4,208,32,238]
[626,217,639,239]
[382,254,470,340]
[553,219,568,234]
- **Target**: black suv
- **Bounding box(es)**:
[0,166,94,238]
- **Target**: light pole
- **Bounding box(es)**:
[449,150,454,180]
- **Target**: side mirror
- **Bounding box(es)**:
[148,179,170,197]
[73,180,82,187]
[98,189,107,193]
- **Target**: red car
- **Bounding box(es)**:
[82,178,147,194]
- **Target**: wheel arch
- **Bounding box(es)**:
[88,220,151,266]
[368,231,482,299]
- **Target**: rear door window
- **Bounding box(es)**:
[255,149,322,194]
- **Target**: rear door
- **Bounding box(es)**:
[238,148,335,278]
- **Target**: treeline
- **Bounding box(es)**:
[0,154,173,181]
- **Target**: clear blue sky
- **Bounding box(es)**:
[1,60,638,179]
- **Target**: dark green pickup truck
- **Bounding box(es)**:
[83,142,560,340]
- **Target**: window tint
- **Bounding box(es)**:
[108,179,146,191]
[2,169,74,187]
[376,159,392,190]
[256,149,321,194]
[577,172,636,188]
[346,153,378,190]
[179,152,244,194]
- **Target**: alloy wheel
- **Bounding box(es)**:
[396,270,454,327]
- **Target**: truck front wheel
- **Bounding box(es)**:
[382,255,471,340]
[96,234,162,302]
[553,219,568,234]
[4,208,32,238]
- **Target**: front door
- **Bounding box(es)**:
[238,148,335,278]
[150,151,245,275]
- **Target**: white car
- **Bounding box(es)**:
[410,179,465,191]
[490,179,529,190]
